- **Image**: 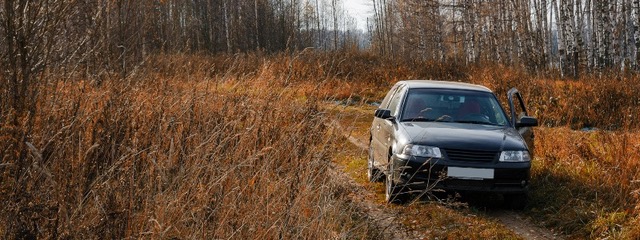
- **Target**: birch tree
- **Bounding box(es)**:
[370,0,640,73]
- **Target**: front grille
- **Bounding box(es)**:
[444,148,498,162]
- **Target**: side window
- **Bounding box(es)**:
[512,98,526,120]
[380,85,398,109]
[507,89,530,125]
[388,86,406,116]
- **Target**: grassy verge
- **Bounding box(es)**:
[530,127,640,238]
[0,56,381,239]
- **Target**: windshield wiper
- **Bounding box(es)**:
[401,118,436,122]
[402,116,453,123]
[455,120,499,126]
[401,115,452,122]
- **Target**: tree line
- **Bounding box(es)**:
[370,0,640,77]
[0,0,366,115]
[3,0,640,113]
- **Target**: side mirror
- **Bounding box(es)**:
[374,108,394,120]
[516,116,538,128]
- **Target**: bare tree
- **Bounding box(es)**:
[369,0,640,74]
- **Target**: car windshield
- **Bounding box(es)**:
[401,88,510,126]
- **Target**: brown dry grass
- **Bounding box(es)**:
[0,54,383,239]
[531,128,640,238]
[2,52,640,239]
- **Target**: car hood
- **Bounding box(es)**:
[399,122,528,151]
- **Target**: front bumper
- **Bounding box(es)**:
[392,155,530,194]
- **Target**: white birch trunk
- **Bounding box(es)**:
[553,0,566,75]
[223,0,232,53]
[598,1,611,67]
[635,0,640,68]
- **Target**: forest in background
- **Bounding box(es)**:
[371,0,640,77]
[3,0,640,90]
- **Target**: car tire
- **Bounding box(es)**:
[504,193,528,210]
[367,146,383,182]
[385,160,407,204]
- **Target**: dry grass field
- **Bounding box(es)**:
[0,53,384,239]
[2,52,640,239]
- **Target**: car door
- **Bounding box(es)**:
[372,85,400,166]
[507,88,535,152]
[372,84,406,167]
[379,85,406,168]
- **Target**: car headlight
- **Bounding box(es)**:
[499,151,531,162]
[402,144,442,158]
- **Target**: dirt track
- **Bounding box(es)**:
[487,210,559,240]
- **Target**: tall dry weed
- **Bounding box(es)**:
[0,55,381,239]
[529,127,640,237]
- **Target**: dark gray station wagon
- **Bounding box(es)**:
[369,80,537,208]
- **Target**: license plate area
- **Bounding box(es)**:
[447,167,494,180]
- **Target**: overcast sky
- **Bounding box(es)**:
[342,0,373,31]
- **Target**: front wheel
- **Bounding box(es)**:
[385,161,407,204]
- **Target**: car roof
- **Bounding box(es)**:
[397,80,493,93]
